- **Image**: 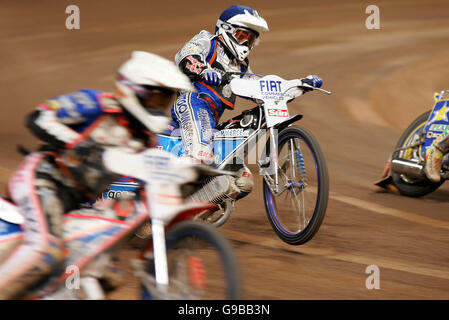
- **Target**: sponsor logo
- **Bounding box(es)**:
[214,128,250,139]
[427,123,449,140]
[198,109,212,142]
[267,108,289,117]
[102,183,138,200]
[175,93,194,149]
[429,124,449,133]
[72,91,97,110]
[185,56,205,75]
[429,124,449,135]
[260,80,282,92]
[58,95,80,118]
[144,154,171,170]
[259,80,286,99]
[103,190,136,200]
[196,149,214,160]
[242,171,252,178]
[429,102,449,123]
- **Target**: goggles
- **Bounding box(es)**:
[233,28,258,47]
[139,86,176,111]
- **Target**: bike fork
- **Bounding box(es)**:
[270,127,280,193]
[151,218,169,292]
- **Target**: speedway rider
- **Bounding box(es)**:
[0,51,194,299]
[170,5,323,200]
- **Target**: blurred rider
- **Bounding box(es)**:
[0,51,194,299]
[170,5,322,200]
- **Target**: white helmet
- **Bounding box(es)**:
[115,51,194,133]
[215,5,269,62]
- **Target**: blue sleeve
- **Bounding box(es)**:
[53,89,104,124]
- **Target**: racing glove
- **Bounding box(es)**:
[301,74,323,92]
[201,68,222,86]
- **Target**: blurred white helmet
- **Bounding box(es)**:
[115,51,194,133]
[215,5,269,62]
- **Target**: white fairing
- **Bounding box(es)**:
[102,148,201,222]
[102,148,197,184]
[230,75,303,128]
[0,198,24,224]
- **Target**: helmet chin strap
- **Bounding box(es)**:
[115,82,170,134]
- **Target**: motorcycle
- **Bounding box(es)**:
[156,72,331,245]
[0,147,241,299]
[375,90,449,197]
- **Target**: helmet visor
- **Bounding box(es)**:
[233,28,258,47]
[140,86,176,111]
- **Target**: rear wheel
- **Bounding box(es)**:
[141,221,240,300]
[391,110,444,197]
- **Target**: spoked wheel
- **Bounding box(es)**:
[263,126,329,245]
[141,221,241,300]
[391,110,444,197]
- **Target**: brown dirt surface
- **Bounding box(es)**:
[1,0,449,299]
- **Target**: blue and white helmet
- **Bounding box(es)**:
[215,5,269,62]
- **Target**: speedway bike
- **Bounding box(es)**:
[0,147,241,299]
[375,90,449,197]
[156,72,331,245]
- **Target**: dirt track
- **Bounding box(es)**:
[1,0,449,299]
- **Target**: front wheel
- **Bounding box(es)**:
[141,221,241,300]
[263,126,329,245]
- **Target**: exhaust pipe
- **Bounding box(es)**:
[390,159,426,179]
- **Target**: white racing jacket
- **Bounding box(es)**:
[175,30,254,110]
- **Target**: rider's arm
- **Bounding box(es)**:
[26,105,83,149]
[26,91,103,149]
[175,31,212,82]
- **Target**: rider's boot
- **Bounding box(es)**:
[425,136,449,182]
[234,166,254,200]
